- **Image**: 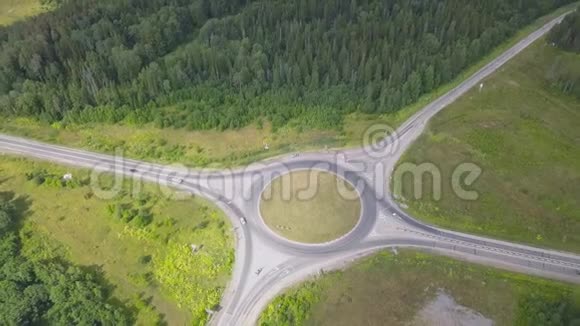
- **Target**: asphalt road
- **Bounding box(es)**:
[0,11,579,326]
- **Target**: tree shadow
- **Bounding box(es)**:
[0,190,15,203]
[134,293,168,326]
[76,265,167,325]
[0,176,12,186]
[82,263,140,324]
[0,191,32,230]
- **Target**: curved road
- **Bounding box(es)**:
[0,12,579,326]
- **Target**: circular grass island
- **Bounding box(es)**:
[259,170,362,244]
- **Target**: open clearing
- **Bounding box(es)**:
[260,251,580,325]
[260,171,361,244]
[0,0,48,25]
[0,155,233,324]
[394,39,580,253]
[411,290,493,326]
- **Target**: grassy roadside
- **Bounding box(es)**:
[0,119,343,168]
[394,38,580,252]
[259,250,580,325]
[259,171,361,244]
[1,3,577,168]
[0,155,234,324]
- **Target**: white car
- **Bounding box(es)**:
[170,177,184,185]
[240,217,247,225]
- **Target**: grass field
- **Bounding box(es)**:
[0,155,233,325]
[260,171,361,244]
[0,0,50,25]
[260,250,580,326]
[394,38,580,253]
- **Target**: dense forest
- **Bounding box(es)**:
[549,6,580,52]
[0,0,575,130]
[0,195,131,324]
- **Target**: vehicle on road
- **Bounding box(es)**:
[255,267,264,276]
[240,217,247,225]
[170,177,184,185]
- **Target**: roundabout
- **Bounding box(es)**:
[1,15,579,326]
[259,170,362,244]
[240,159,379,255]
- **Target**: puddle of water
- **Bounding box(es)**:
[411,289,494,326]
